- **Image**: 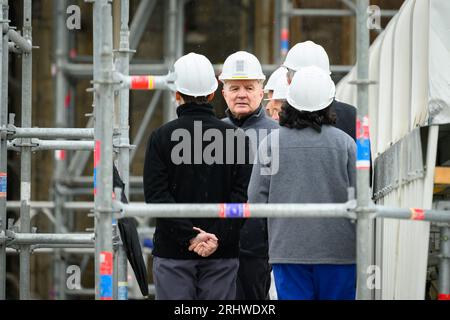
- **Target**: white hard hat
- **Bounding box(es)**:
[264,67,288,93]
[266,76,288,101]
[287,65,335,112]
[173,52,218,97]
[218,51,266,82]
[283,41,331,74]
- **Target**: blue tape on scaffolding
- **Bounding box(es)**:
[99,274,113,300]
[0,173,6,198]
[219,203,250,218]
[118,285,128,300]
[93,167,97,194]
[356,138,371,169]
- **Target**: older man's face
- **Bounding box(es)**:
[222,80,264,119]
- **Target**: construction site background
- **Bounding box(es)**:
[4,0,404,299]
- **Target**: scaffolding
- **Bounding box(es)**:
[0,0,449,300]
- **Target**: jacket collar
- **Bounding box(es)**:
[225,105,265,128]
[176,102,216,118]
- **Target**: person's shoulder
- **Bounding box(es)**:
[324,125,355,144]
[260,116,280,129]
[333,99,357,114]
[220,116,236,128]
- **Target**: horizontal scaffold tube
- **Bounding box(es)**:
[116,202,357,219]
[63,62,353,79]
[7,139,94,151]
[375,206,450,223]
[30,140,94,151]
[8,127,94,139]
[6,233,95,245]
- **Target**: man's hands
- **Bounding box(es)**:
[189,227,218,257]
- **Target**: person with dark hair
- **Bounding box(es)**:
[248,66,357,300]
[144,53,252,300]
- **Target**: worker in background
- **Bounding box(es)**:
[264,72,289,121]
[143,53,252,300]
[248,66,357,300]
[283,40,356,140]
[264,67,288,120]
[220,51,279,300]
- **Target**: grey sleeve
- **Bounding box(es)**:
[347,139,357,189]
[247,137,272,204]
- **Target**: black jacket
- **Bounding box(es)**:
[223,106,279,259]
[331,99,357,141]
[143,102,252,259]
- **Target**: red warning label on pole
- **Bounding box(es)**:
[130,76,154,90]
[410,208,425,221]
[100,251,113,275]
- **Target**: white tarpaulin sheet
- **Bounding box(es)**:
[336,0,450,156]
[335,0,449,299]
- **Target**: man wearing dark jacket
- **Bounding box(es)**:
[144,53,252,300]
[219,51,279,300]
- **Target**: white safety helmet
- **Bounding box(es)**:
[264,67,288,93]
[266,76,288,101]
[173,52,218,97]
[287,66,335,112]
[283,41,331,74]
[218,51,266,82]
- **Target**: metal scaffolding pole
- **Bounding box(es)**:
[114,0,131,300]
[0,0,7,301]
[287,8,397,17]
[272,0,281,64]
[8,139,94,151]
[176,0,185,59]
[53,0,69,300]
[8,127,94,139]
[7,233,95,245]
[162,0,178,123]
[355,0,374,301]
[116,202,357,219]
[19,0,32,300]
[439,226,450,300]
[129,0,157,61]
[93,0,114,300]
[280,0,289,60]
[129,91,161,164]
[375,207,450,223]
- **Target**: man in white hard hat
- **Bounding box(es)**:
[264,67,287,98]
[144,53,252,300]
[248,66,356,300]
[283,40,356,140]
[264,69,289,121]
[220,51,279,300]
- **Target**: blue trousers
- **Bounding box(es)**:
[272,264,356,300]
